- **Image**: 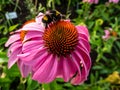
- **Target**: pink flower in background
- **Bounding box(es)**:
[5,20,40,77]
[5,29,32,77]
[83,0,99,4]
[109,0,119,3]
[102,30,111,40]
[6,12,91,85]
[102,28,117,40]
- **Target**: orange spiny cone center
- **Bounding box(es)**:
[43,21,78,56]
[20,30,27,41]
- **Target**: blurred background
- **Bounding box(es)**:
[0,0,120,90]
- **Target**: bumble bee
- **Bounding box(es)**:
[42,10,64,28]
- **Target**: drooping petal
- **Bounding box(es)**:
[70,52,82,85]
[78,37,90,52]
[8,41,21,51]
[56,56,76,80]
[17,60,31,77]
[70,45,91,85]
[44,55,58,82]
[21,22,45,32]
[32,51,50,71]
[18,47,46,65]
[23,31,43,42]
[32,54,58,83]
[62,56,78,82]
[7,41,21,57]
[22,40,44,53]
[5,34,20,47]
[62,57,71,82]
[56,57,63,78]
[8,47,22,69]
[75,46,91,74]
[76,26,90,40]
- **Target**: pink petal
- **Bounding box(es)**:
[44,55,58,82]
[32,54,58,83]
[94,0,99,4]
[32,51,50,71]
[7,41,22,56]
[104,30,110,35]
[22,40,44,53]
[8,47,22,69]
[66,56,78,77]
[56,57,78,81]
[56,57,64,78]
[28,48,47,66]
[62,56,79,82]
[21,22,44,32]
[109,0,119,3]
[76,26,90,40]
[18,47,46,65]
[70,46,91,85]
[78,37,90,52]
[76,46,91,74]
[8,42,22,52]
[17,60,31,77]
[78,33,89,41]
[5,34,20,47]
[70,53,82,85]
[35,12,44,24]
[23,31,43,42]
[62,57,71,82]
[102,30,110,40]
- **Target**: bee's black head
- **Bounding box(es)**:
[42,10,63,28]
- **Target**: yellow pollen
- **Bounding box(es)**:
[56,11,60,16]
[43,16,48,21]
[20,30,27,41]
[43,21,78,57]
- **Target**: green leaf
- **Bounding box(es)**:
[0,37,7,45]
[8,24,18,32]
[0,25,5,32]
[0,51,8,63]
[43,83,51,90]
[5,64,20,77]
[92,65,103,70]
[47,0,53,8]
[42,80,61,90]
[0,78,11,84]
[26,76,40,90]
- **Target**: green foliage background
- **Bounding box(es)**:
[0,0,120,90]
